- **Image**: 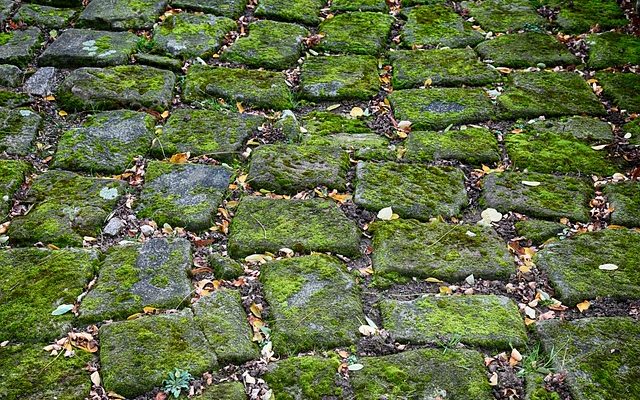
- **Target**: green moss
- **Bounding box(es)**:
[171,0,248,19]
[0,160,30,219]
[404,127,500,165]
[331,0,388,12]
[0,28,42,68]
[254,0,324,25]
[401,5,484,48]
[77,0,166,30]
[603,181,640,227]
[586,32,640,69]
[300,111,372,135]
[95,35,112,51]
[461,0,546,32]
[595,72,640,112]
[0,32,13,46]
[299,55,380,101]
[264,356,342,400]
[154,13,236,59]
[316,12,394,55]
[515,219,566,244]
[12,4,78,29]
[525,116,613,144]
[542,0,627,34]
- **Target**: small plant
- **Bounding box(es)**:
[162,368,192,398]
[517,344,557,378]
[437,334,462,354]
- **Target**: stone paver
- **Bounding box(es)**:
[402,5,484,48]
[586,32,640,69]
[0,160,29,219]
[254,0,323,25]
[264,356,341,400]
[171,0,247,18]
[0,107,41,155]
[299,55,380,101]
[404,127,500,165]
[12,3,77,29]
[192,382,247,400]
[0,64,22,87]
[544,0,627,34]
[316,12,394,55]
[525,116,614,144]
[461,0,545,32]
[515,219,567,244]
[77,0,168,30]
[475,32,579,68]
[0,28,42,68]
[603,181,640,227]
[595,72,640,112]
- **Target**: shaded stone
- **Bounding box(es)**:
[0,107,41,155]
[514,219,567,245]
[390,48,500,89]
[171,0,247,18]
[586,32,640,69]
[103,216,125,236]
[316,11,394,55]
[461,0,546,32]
[23,0,82,6]
[300,110,373,136]
[0,89,30,107]
[183,65,292,110]
[381,294,527,349]
[0,248,98,342]
[53,110,155,174]
[137,161,231,231]
[498,71,606,119]
[209,254,244,280]
[331,0,387,12]
[0,28,42,68]
[261,254,365,355]
[543,0,627,34]
[354,161,467,220]
[389,88,495,130]
[228,197,360,258]
[302,132,394,161]
[475,32,579,68]
[299,55,380,101]
[0,160,29,219]
[221,20,309,70]
[524,116,613,144]
[370,219,513,287]
[57,65,176,112]
[264,356,342,400]
[603,181,640,227]
[153,13,236,59]
[248,144,350,194]
[595,72,640,112]
[623,119,640,146]
[404,127,500,165]
[254,0,324,25]
[77,0,168,30]
[80,238,192,322]
[23,66,56,96]
[535,228,640,305]
[134,53,183,71]
[39,29,138,67]
[274,110,301,142]
[0,0,13,25]
[193,289,259,364]
[192,382,247,400]
[152,108,264,161]
[351,349,493,400]
[99,310,216,398]
[13,4,77,29]
[482,172,593,222]
[401,5,484,48]
[0,64,22,87]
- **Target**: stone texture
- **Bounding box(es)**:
[264,356,342,400]
[475,32,579,68]
[77,0,168,30]
[23,66,56,96]
[515,219,567,245]
[0,160,29,219]
[524,116,613,144]
[171,0,247,18]
[603,181,640,228]
[0,107,41,155]
[461,0,545,32]
[254,0,324,25]
[12,3,77,29]
[544,0,627,34]
[134,52,183,71]
[316,11,394,55]
[300,110,373,136]
[586,32,640,69]
[299,55,380,101]
[209,255,244,280]
[401,5,484,48]
[0,89,30,107]
[623,119,640,147]
[192,382,247,400]
[0,28,42,68]
[0,64,22,87]
[331,0,387,12]
[0,0,13,25]
[595,72,640,112]
[404,127,500,165]
[302,132,394,161]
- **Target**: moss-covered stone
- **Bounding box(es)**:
[515,219,566,244]
[0,107,41,155]
[525,116,613,144]
[482,171,593,222]
[475,32,579,68]
[57,65,176,112]
[536,317,640,399]
[80,238,192,322]
[354,161,467,220]
[0,343,93,400]
[153,13,236,59]
[351,349,494,400]
[209,254,244,280]
[461,0,546,32]
[603,181,640,228]
[595,72,640,112]
[0,0,13,25]
[137,161,231,231]
[193,289,259,364]
[0,28,42,68]
[39,29,138,67]
[0,90,31,108]
[331,0,387,12]
[228,197,360,258]
[134,52,184,71]
[300,111,372,136]
[586,32,640,69]
[299,55,380,101]
[302,132,394,160]
[99,310,217,398]
[390,48,500,89]
[53,110,154,174]
[263,356,342,400]
[254,0,324,25]
[0,64,22,87]
[405,127,500,165]
[316,12,393,55]
[498,71,605,119]
[371,219,512,287]
[535,228,640,305]
[0,160,29,219]
[248,144,350,194]
[261,254,365,355]
[623,119,640,146]
[171,0,247,18]
[401,5,484,48]
[0,248,98,342]
[191,382,247,400]
[21,0,82,6]
[183,65,292,110]
[13,4,77,29]
[221,20,309,70]
[542,0,627,34]
[381,294,527,349]
[389,88,495,130]
[77,0,168,30]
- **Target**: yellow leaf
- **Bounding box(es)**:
[350,107,364,117]
[161,110,170,119]
[377,207,393,220]
[524,317,536,326]
[127,313,142,320]
[439,286,452,295]
[44,95,56,101]
[328,192,352,204]
[237,174,248,183]
[576,300,590,313]
[496,67,513,74]
[326,104,341,111]
[425,277,443,283]
[424,78,433,86]
[169,152,189,164]
[250,303,263,318]
[143,306,158,314]
[518,264,531,273]
[58,110,68,117]
[236,102,245,113]
[396,131,408,139]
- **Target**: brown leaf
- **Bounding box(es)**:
[169,152,189,164]
[576,300,590,313]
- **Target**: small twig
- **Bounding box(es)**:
[251,215,267,239]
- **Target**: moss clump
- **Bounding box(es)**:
[390,48,500,89]
[543,0,627,34]
[0,91,31,108]
[316,12,394,55]
[191,382,247,400]
[475,32,579,68]
[586,32,640,69]
[331,0,388,12]
[0,159,30,219]
[228,197,360,258]
[300,110,372,136]
[525,116,613,144]
[77,0,167,30]
[264,356,342,400]
[12,4,78,29]
[303,133,394,160]
[171,0,247,18]
[0,28,42,68]
[401,5,484,48]
[405,127,500,165]
[299,55,380,101]
[515,219,567,244]
[209,254,244,280]
[623,119,640,146]
[460,0,546,32]
[595,72,640,112]
[603,181,640,227]
[254,0,324,25]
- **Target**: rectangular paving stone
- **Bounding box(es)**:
[316,12,394,55]
[595,72,640,113]
[389,88,495,130]
[27,0,83,6]
[193,289,259,365]
[264,356,341,400]
[12,3,77,29]
[137,161,231,231]
[351,349,494,400]
[52,110,155,174]
[99,310,217,398]
[183,65,292,110]
[535,228,640,305]
[354,161,467,220]
[228,197,360,258]
[371,219,513,287]
[80,238,192,323]
[248,144,350,194]
[57,65,176,112]
[299,55,380,101]
[460,0,546,32]
[0,160,29,220]
[537,317,640,400]
[587,32,640,69]
[0,248,98,343]
[543,0,627,34]
[331,0,388,12]
[254,0,324,25]
[192,382,247,400]
[0,107,41,155]
[515,218,567,245]
[390,48,500,89]
[381,294,527,349]
[261,254,365,355]
[404,127,500,165]
[300,110,373,135]
[302,132,395,161]
[498,71,606,119]
[481,171,593,223]
[171,0,247,18]
[0,28,41,68]
[401,5,484,48]
[39,29,138,67]
[77,0,168,30]
[525,115,614,144]
[603,181,640,228]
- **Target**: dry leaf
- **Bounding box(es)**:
[44,95,56,101]
[591,144,608,150]
[576,300,590,312]
[236,102,245,113]
[169,152,189,164]
[90,371,101,386]
[250,303,263,318]
[160,110,170,119]
[326,104,341,111]
[377,207,393,220]
[58,110,68,117]
[522,181,541,187]
[359,325,376,336]
[350,107,364,117]
[424,78,433,86]
[598,263,619,271]
[489,372,499,386]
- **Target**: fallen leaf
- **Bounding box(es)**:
[591,144,608,150]
[425,277,443,283]
[250,303,263,318]
[521,181,541,187]
[350,107,364,117]
[480,208,503,222]
[160,110,169,119]
[377,207,393,220]
[599,263,618,271]
[326,104,341,111]
[489,372,499,386]
[576,300,590,313]
[142,306,158,314]
[424,78,433,86]
[236,102,245,113]
[90,371,101,386]
[524,306,536,319]
[58,110,68,117]
[169,152,189,164]
[359,325,376,336]
[44,95,56,101]
[439,286,452,295]
[511,348,522,362]
[51,304,74,316]
[348,363,364,371]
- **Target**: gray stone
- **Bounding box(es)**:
[0,0,13,25]
[134,53,183,71]
[103,217,125,236]
[0,28,42,68]
[23,67,57,96]
[0,64,22,87]
[299,55,380,101]
[77,0,168,30]
[209,254,244,280]
[274,110,300,142]
[525,116,614,144]
[52,110,155,174]
[171,0,247,18]
[0,107,41,156]
[0,89,30,108]
[460,0,546,32]
[604,181,640,227]
[12,4,78,29]
[137,161,232,231]
[254,0,324,25]
[0,160,29,219]
[39,29,139,67]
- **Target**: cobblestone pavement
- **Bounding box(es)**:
[1,0,639,399]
